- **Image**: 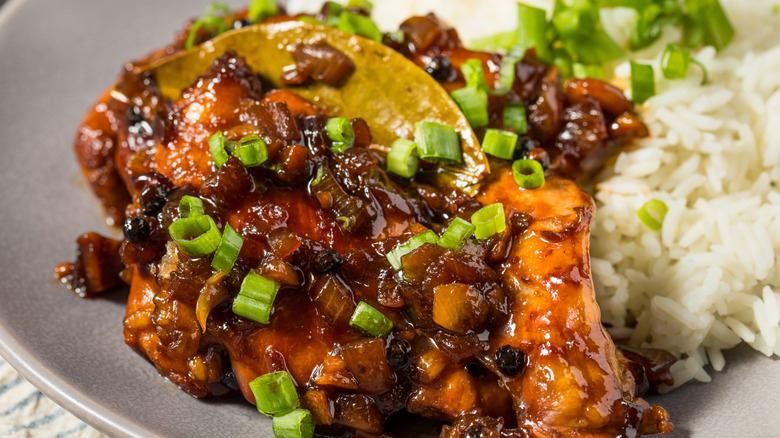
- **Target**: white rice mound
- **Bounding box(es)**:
[289,0,780,389]
[592,0,780,390]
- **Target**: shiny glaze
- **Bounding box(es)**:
[67,8,672,438]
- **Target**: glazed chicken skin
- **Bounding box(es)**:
[61,7,675,438]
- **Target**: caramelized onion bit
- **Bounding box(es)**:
[291,41,356,86]
[311,274,355,327]
[302,389,334,426]
[432,283,488,334]
[563,78,633,115]
[195,270,227,332]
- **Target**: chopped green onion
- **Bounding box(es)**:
[323,1,343,27]
[387,139,419,178]
[684,0,734,51]
[386,230,439,270]
[346,0,373,13]
[512,158,545,190]
[414,121,463,164]
[630,61,655,104]
[482,129,518,160]
[179,195,205,218]
[169,214,222,256]
[461,59,487,91]
[691,58,709,85]
[494,46,524,94]
[450,87,489,128]
[564,30,624,66]
[311,163,326,186]
[637,199,668,231]
[326,117,355,153]
[248,371,299,417]
[297,16,324,25]
[572,63,605,79]
[661,44,691,79]
[248,0,278,23]
[551,47,573,79]
[185,21,205,51]
[337,11,382,42]
[471,203,506,239]
[469,30,517,52]
[185,2,232,50]
[517,3,550,62]
[438,217,476,250]
[336,216,353,232]
[211,224,243,274]
[349,301,393,337]
[209,131,230,168]
[503,102,527,134]
[272,409,315,438]
[233,271,280,324]
[233,135,268,167]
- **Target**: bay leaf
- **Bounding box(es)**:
[136,20,489,187]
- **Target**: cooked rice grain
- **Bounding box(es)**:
[593,0,780,387]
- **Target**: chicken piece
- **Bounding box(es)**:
[66,23,673,436]
[476,167,673,437]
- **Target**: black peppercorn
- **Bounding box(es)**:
[424,55,454,82]
[465,360,486,379]
[386,338,411,369]
[312,249,343,274]
[122,216,151,244]
[515,136,539,158]
[464,425,485,438]
[139,184,169,216]
[494,344,525,377]
[126,106,144,126]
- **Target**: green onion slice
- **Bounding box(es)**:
[323,1,343,26]
[337,11,382,42]
[326,117,355,153]
[471,203,507,239]
[346,0,373,13]
[414,121,463,164]
[169,214,222,256]
[684,0,734,51]
[469,30,517,52]
[638,199,668,231]
[661,43,691,79]
[233,135,269,167]
[387,139,419,178]
[517,3,550,62]
[630,61,655,104]
[211,224,244,274]
[450,87,489,129]
[512,159,545,190]
[209,131,230,168]
[572,63,605,79]
[349,301,393,337]
[248,370,299,417]
[482,129,518,160]
[272,409,315,438]
[179,195,205,218]
[386,230,439,270]
[503,102,527,134]
[233,271,280,324]
[494,46,524,94]
[248,0,279,23]
[438,217,476,250]
[691,58,708,85]
[461,59,488,91]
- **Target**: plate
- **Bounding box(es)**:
[0,0,777,437]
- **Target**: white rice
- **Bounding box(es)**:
[287,0,780,388]
[592,0,780,388]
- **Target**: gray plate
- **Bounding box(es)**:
[0,0,778,437]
